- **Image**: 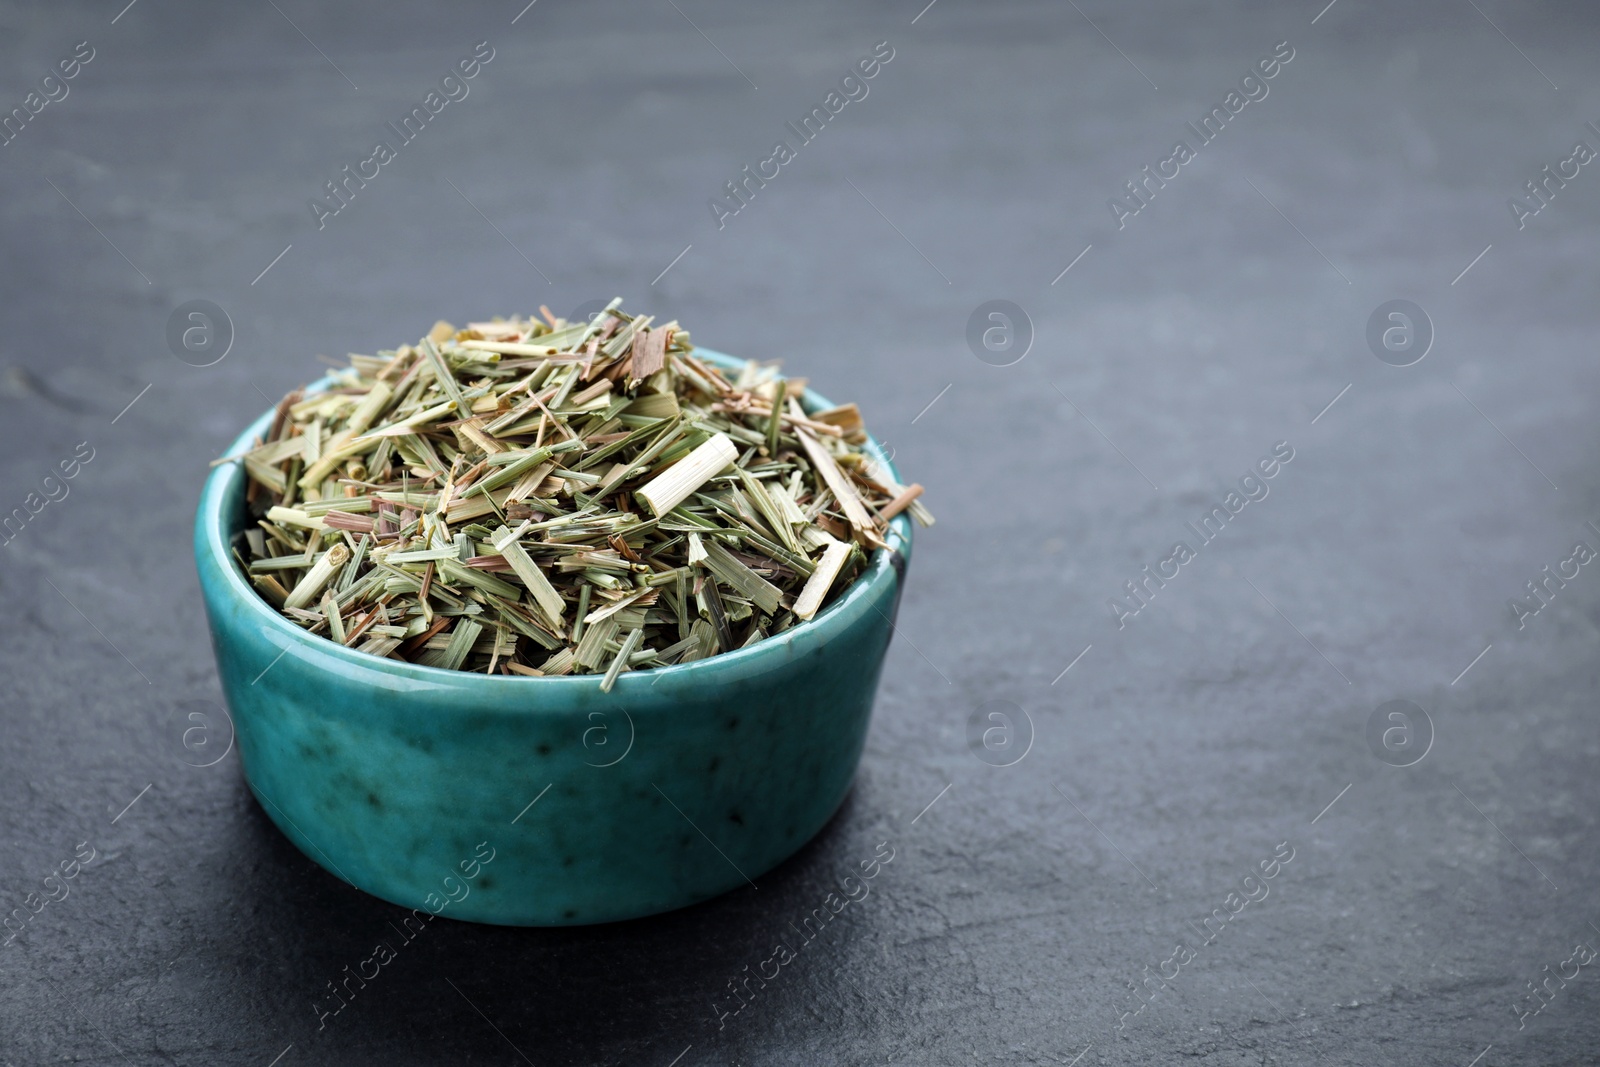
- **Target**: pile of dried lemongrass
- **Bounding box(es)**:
[222,298,931,687]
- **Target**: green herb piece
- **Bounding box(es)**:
[600,627,644,693]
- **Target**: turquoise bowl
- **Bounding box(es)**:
[193,348,912,925]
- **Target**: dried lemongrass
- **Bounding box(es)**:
[284,543,350,610]
[634,432,737,516]
[221,298,932,676]
[793,537,853,621]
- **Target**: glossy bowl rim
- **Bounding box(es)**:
[195,346,913,693]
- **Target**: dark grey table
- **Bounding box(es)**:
[3,1,1598,1063]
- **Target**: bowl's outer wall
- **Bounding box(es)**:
[195,349,912,925]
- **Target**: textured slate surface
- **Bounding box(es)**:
[2,1,1598,1064]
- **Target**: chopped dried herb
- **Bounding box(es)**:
[221,300,933,677]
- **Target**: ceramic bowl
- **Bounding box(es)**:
[193,348,912,925]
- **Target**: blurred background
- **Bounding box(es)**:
[2,1,1599,1063]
